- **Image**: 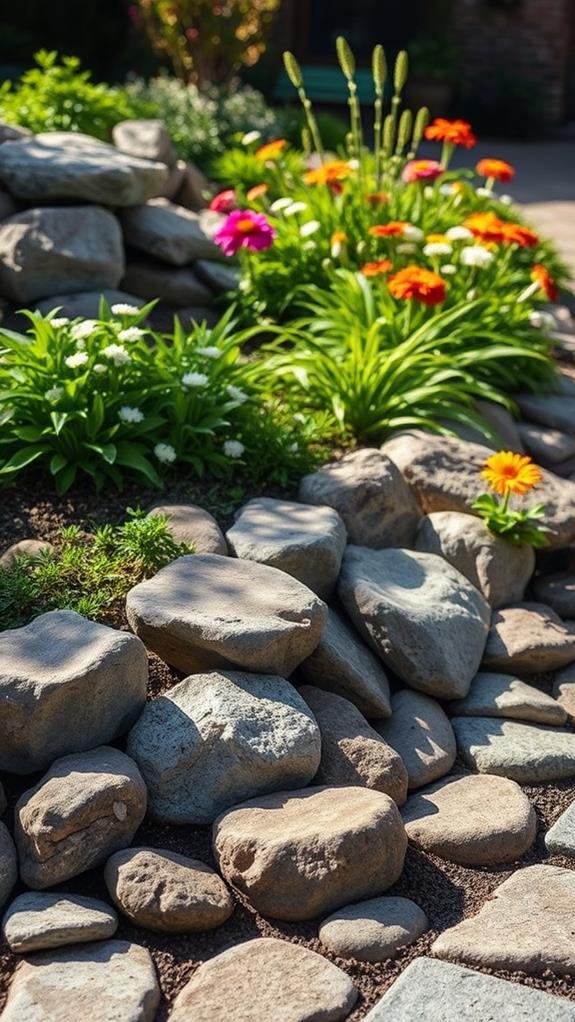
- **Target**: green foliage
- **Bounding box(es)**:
[0,509,193,629]
[471,493,550,548]
[0,50,136,139]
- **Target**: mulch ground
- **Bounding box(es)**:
[1,477,575,1019]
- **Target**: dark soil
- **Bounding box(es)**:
[1,480,575,1019]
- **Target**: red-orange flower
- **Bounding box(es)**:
[500,222,539,248]
[464,212,506,244]
[361,259,393,277]
[388,266,446,305]
[246,183,268,202]
[402,159,444,183]
[425,118,477,149]
[255,138,286,161]
[369,221,409,238]
[304,160,352,185]
[476,158,515,182]
[365,191,389,205]
[532,263,558,302]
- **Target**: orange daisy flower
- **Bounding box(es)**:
[464,212,506,244]
[366,191,390,205]
[246,183,268,202]
[255,139,287,161]
[369,221,409,238]
[481,451,542,497]
[425,118,477,149]
[500,222,539,248]
[304,160,352,186]
[532,263,558,302]
[361,259,393,277]
[388,266,446,305]
[476,158,515,182]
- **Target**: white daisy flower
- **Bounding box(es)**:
[45,386,64,401]
[403,225,424,241]
[154,443,177,464]
[423,242,453,257]
[93,363,107,373]
[439,183,457,196]
[460,245,494,268]
[397,243,417,254]
[50,318,69,329]
[283,201,308,217]
[476,186,494,198]
[293,412,305,423]
[102,344,131,365]
[182,371,208,387]
[446,226,473,241]
[111,303,140,316]
[196,346,221,358]
[119,405,144,423]
[224,440,245,458]
[71,319,98,341]
[64,351,89,369]
[529,310,554,330]
[499,194,513,205]
[423,186,435,200]
[227,384,248,403]
[118,327,145,343]
[300,220,321,237]
[270,197,294,212]
[440,264,457,275]
[242,130,261,146]
[302,240,317,251]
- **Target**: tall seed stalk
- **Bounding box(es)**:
[283,51,324,162]
[336,36,364,179]
[372,44,387,190]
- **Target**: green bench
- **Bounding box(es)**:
[273,65,377,104]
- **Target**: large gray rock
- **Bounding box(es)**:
[519,422,575,466]
[515,393,575,436]
[300,686,408,805]
[0,822,17,912]
[299,448,422,548]
[105,847,233,932]
[0,132,168,205]
[545,800,575,857]
[127,671,320,824]
[375,690,456,790]
[452,716,575,783]
[147,502,227,554]
[449,671,567,725]
[173,161,209,211]
[0,782,6,815]
[0,206,124,302]
[338,546,490,699]
[36,289,144,320]
[0,940,159,1022]
[432,864,575,975]
[0,188,17,222]
[120,198,223,265]
[383,430,575,549]
[298,608,391,718]
[168,937,357,1022]
[2,892,118,952]
[213,786,407,921]
[126,554,327,676]
[319,896,428,962]
[15,746,147,888]
[0,609,148,775]
[533,571,575,618]
[363,956,575,1022]
[0,122,32,143]
[194,258,240,293]
[414,511,534,608]
[113,118,175,165]
[553,662,575,723]
[122,260,213,306]
[482,602,575,673]
[227,497,346,599]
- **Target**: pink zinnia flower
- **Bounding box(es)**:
[214,209,276,257]
[209,189,237,213]
[402,159,444,183]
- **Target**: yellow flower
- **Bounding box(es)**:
[255,139,287,161]
[426,233,450,244]
[481,451,543,497]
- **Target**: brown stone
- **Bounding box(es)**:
[148,503,227,554]
[482,602,575,673]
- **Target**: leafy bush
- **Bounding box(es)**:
[0,509,193,629]
[0,50,136,139]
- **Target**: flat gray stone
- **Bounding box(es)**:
[373,690,456,791]
[127,671,320,824]
[2,892,118,952]
[0,189,17,222]
[120,198,223,265]
[449,671,567,725]
[227,497,346,599]
[432,864,575,975]
[519,422,575,466]
[363,956,575,1021]
[0,822,17,911]
[452,716,575,783]
[1,939,160,1022]
[339,546,490,699]
[298,608,391,718]
[545,801,575,856]
[515,393,575,437]
[126,553,327,676]
[113,118,175,165]
[533,572,575,618]
[0,609,148,774]
[168,937,357,1022]
[299,448,422,548]
[194,258,240,292]
[0,122,32,143]
[122,260,213,305]
[0,782,6,815]
[553,663,575,723]
[319,896,428,962]
[482,602,575,673]
[147,503,227,554]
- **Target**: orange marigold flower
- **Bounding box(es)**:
[331,231,348,244]
[388,266,446,305]
[246,183,268,202]
[425,118,477,149]
[500,222,539,248]
[255,138,287,161]
[304,160,352,185]
[369,221,409,238]
[366,191,389,205]
[464,211,506,244]
[361,259,393,277]
[481,451,543,497]
[532,263,558,302]
[476,158,515,182]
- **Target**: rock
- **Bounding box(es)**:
[545,801,575,856]
[300,686,408,804]
[0,538,53,567]
[519,422,575,466]
[452,716,575,782]
[36,289,144,320]
[213,786,407,921]
[483,602,575,673]
[319,896,428,962]
[2,892,118,952]
[160,159,187,201]
[402,773,536,865]
[122,260,213,306]
[0,782,6,815]
[127,671,320,824]
[168,937,357,1022]
[0,206,124,302]
[173,161,210,211]
[0,609,148,775]
[515,393,575,436]
[533,571,575,618]
[147,502,227,554]
[0,822,17,911]
[298,608,391,718]
[382,431,575,550]
[475,399,524,451]
[553,663,575,723]
[113,118,175,166]
[432,864,575,975]
[449,671,567,725]
[126,553,327,676]
[105,847,233,932]
[227,497,346,600]
[0,132,168,205]
[363,956,575,1022]
[15,746,147,888]
[414,511,534,609]
[1,939,159,1022]
[375,690,456,790]
[338,546,490,699]
[120,198,223,265]
[0,188,17,222]
[0,122,32,143]
[299,448,422,548]
[194,258,241,293]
